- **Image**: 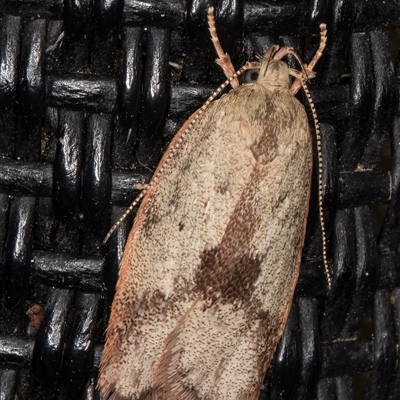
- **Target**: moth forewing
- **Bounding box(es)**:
[98,9,327,400]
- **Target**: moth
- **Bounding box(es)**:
[99,8,327,400]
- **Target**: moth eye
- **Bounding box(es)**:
[244,69,259,83]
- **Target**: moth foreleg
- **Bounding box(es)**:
[290,23,328,94]
[207,7,240,89]
[306,23,327,74]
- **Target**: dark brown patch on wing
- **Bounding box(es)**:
[137,389,167,400]
[197,249,262,304]
[195,166,266,305]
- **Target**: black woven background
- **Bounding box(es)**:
[0,0,399,399]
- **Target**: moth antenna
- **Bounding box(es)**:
[102,188,148,245]
[207,7,239,88]
[302,80,332,292]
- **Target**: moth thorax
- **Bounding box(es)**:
[257,60,290,91]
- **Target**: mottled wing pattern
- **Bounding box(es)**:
[99,83,312,400]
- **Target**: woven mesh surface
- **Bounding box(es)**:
[0,0,399,399]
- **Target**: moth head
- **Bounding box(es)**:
[254,45,305,91]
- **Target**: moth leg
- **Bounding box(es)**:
[306,23,327,74]
[290,23,327,94]
[136,182,149,191]
[207,7,240,88]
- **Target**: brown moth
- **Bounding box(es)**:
[99,8,327,400]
